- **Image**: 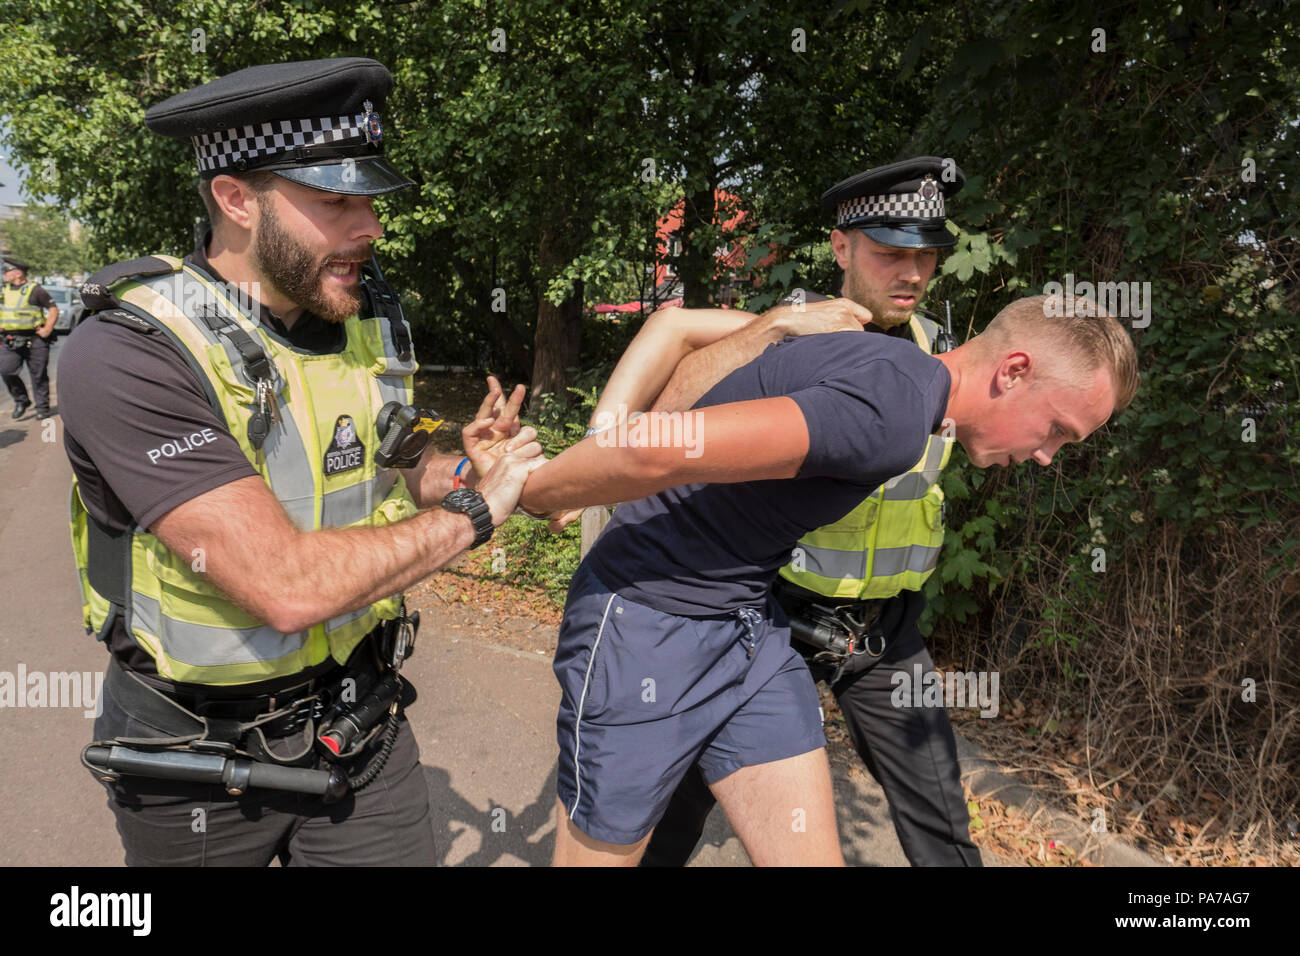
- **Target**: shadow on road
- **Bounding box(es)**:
[834,775,897,867]
[0,428,26,449]
[425,762,558,866]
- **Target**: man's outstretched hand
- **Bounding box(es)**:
[463,375,527,477]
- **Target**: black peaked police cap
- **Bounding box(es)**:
[821,156,965,249]
[3,256,31,272]
[145,57,413,196]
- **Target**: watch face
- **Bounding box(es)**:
[454,489,475,505]
[443,488,484,512]
[442,487,493,548]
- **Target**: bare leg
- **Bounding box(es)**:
[551,798,654,866]
[708,749,844,866]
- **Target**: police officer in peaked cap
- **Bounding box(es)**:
[60,58,544,866]
[641,155,985,867]
[818,156,964,332]
[1,254,60,419]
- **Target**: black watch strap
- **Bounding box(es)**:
[441,489,494,549]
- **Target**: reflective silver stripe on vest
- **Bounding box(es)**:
[373,315,416,405]
[879,435,948,500]
[795,541,942,579]
[375,374,407,406]
[130,591,308,666]
[798,543,867,580]
[144,272,319,531]
[870,544,942,577]
[321,469,398,528]
[880,472,930,500]
[325,602,373,634]
[261,408,317,530]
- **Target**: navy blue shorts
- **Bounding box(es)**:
[553,562,825,845]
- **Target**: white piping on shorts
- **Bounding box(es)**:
[569,592,619,819]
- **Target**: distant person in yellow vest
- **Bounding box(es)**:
[59,58,543,866]
[1,255,58,419]
[562,157,983,865]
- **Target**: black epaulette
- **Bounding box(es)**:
[79,256,179,312]
[97,309,159,335]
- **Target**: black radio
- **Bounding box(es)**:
[374,402,443,468]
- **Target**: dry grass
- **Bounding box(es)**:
[934,517,1300,865]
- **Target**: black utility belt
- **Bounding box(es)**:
[126,659,348,720]
[85,611,420,803]
[772,578,889,622]
[113,615,414,716]
[105,651,371,732]
[85,663,399,803]
[773,579,889,662]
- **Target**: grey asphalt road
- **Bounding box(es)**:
[0,343,998,866]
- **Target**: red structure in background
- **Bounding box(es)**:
[593,190,778,316]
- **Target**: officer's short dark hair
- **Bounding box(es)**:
[197,171,280,228]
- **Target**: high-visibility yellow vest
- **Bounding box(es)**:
[779,313,953,600]
[69,256,420,686]
[1,283,44,331]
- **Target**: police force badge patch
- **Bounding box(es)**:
[324,414,365,475]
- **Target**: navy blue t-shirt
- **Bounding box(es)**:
[584,330,952,616]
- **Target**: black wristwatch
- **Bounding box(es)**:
[441,488,494,549]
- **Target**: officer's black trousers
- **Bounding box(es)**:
[92,660,437,867]
[641,631,982,866]
[0,335,51,412]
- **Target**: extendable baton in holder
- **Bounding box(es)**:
[84,744,350,802]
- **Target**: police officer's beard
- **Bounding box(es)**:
[252,202,366,324]
[843,268,915,330]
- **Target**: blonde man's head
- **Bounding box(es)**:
[974,294,1140,411]
[938,293,1140,468]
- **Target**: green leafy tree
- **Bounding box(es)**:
[0,0,967,393]
[873,0,1300,850]
[382,0,664,395]
[0,203,94,276]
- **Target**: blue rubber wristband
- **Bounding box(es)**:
[453,456,471,489]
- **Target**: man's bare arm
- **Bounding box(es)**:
[652,298,874,413]
[518,396,810,514]
[151,441,543,634]
[535,308,760,531]
[590,306,758,426]
[533,301,872,531]
[36,304,58,338]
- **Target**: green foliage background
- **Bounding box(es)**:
[0,204,93,276]
[898,1,1300,643]
[2,0,1297,846]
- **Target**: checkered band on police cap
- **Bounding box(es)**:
[836,189,946,227]
[193,113,367,173]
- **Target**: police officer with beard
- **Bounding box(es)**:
[61,58,543,865]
